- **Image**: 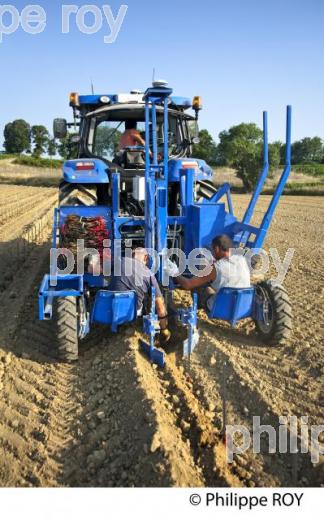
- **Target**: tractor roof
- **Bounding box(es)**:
[85,103,195,120]
[73,92,193,112]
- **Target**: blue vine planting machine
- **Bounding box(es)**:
[38,82,293,367]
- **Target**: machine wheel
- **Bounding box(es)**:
[59,181,98,206]
[54,296,79,362]
[254,281,293,345]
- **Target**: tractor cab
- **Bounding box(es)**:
[85,102,194,167]
[54,87,213,214]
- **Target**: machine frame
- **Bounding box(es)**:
[39,84,293,366]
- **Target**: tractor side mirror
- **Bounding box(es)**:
[53,118,68,139]
[192,137,200,145]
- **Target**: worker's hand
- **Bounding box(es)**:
[160,328,171,344]
[159,316,168,331]
[163,259,180,278]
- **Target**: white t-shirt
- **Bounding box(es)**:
[207,254,251,310]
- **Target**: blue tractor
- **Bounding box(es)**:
[39,82,293,366]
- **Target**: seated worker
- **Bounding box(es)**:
[116,120,147,167]
[166,234,251,311]
[108,248,171,342]
[118,120,146,151]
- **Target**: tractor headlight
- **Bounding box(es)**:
[70,92,79,107]
[100,96,111,104]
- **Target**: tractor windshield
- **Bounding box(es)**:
[84,105,193,162]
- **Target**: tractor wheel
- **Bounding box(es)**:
[59,181,97,206]
[54,296,79,362]
[254,281,293,345]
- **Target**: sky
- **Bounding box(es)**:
[0,0,323,149]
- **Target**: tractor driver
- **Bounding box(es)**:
[108,248,171,343]
[118,120,146,151]
[165,235,251,311]
[116,120,151,166]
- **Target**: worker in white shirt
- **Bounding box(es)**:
[165,234,251,311]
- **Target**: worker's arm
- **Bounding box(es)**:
[134,132,146,147]
[156,296,168,330]
[150,276,168,329]
[133,132,154,158]
[175,265,216,290]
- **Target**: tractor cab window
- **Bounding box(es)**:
[168,115,185,156]
[92,120,124,161]
[187,119,199,142]
[86,106,193,162]
[90,119,147,162]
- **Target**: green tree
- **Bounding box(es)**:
[47,137,57,157]
[31,125,49,157]
[3,119,31,154]
[57,133,78,160]
[268,141,282,172]
[217,123,263,191]
[291,137,323,164]
[192,129,218,165]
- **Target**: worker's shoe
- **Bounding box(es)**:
[160,328,171,344]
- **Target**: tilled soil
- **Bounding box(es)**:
[0,191,323,487]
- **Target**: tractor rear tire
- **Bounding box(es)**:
[59,181,97,206]
[254,281,293,345]
[55,296,79,362]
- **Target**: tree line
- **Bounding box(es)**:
[192,125,324,190]
[2,118,324,192]
[2,119,73,159]
[2,119,119,161]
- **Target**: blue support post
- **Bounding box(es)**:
[140,287,165,367]
[178,293,199,358]
[141,85,173,367]
[112,171,120,218]
[163,96,169,181]
[156,96,169,259]
[144,100,155,252]
[179,168,195,257]
[144,87,172,280]
[39,274,84,320]
[152,101,158,166]
[49,208,60,286]
[112,171,121,241]
[254,106,292,248]
[180,168,194,207]
[52,208,59,250]
[145,101,150,173]
[243,111,269,225]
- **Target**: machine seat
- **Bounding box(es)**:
[207,287,255,326]
[91,290,137,332]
